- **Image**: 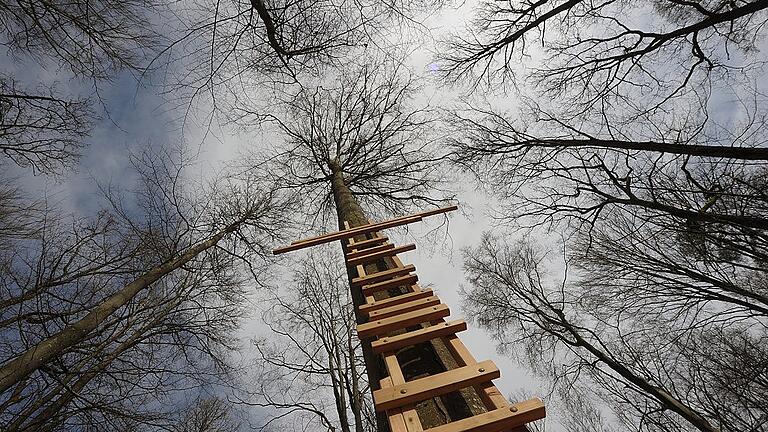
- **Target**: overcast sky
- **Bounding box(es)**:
[10,1,766,430]
[0,2,569,429]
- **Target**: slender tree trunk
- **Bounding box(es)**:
[0,218,246,394]
[554,309,721,432]
[328,161,478,430]
[346,330,365,432]
[329,160,390,431]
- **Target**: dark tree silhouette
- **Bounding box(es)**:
[462,234,766,432]
[243,248,374,432]
[0,147,291,430]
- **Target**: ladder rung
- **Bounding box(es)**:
[372,360,499,411]
[275,216,421,254]
[360,288,433,314]
[357,304,449,338]
[426,398,546,432]
[372,320,467,353]
[346,243,395,260]
[347,236,388,250]
[352,264,415,287]
[347,244,416,266]
[362,274,418,296]
[369,296,440,320]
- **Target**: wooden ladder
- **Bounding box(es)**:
[273,206,546,431]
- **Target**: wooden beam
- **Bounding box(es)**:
[425,399,546,432]
[368,296,441,320]
[360,288,432,314]
[347,244,416,266]
[381,377,410,432]
[362,274,418,296]
[357,304,450,339]
[274,216,421,255]
[372,360,499,411]
[351,264,415,287]
[296,205,458,246]
[347,236,388,250]
[372,320,467,353]
[346,243,395,260]
[275,205,458,254]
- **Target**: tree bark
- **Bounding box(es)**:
[0,218,246,394]
[328,160,477,430]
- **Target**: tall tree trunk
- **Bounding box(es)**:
[557,310,721,432]
[328,161,478,430]
[0,218,246,394]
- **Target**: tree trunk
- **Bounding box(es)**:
[0,218,245,394]
[556,309,721,432]
[328,161,478,430]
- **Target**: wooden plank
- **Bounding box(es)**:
[278,205,457,253]
[372,360,499,411]
[363,274,419,296]
[351,264,415,287]
[372,320,468,353]
[360,288,432,314]
[274,216,422,254]
[442,333,511,411]
[426,398,546,432]
[347,235,388,250]
[346,243,395,260]
[381,377,409,432]
[357,304,450,339]
[381,378,424,432]
[369,296,441,320]
[385,354,406,384]
[347,243,416,266]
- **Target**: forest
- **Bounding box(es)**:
[0,0,766,431]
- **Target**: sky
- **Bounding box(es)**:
[0,1,563,429]
[8,1,766,430]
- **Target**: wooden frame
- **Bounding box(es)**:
[280,207,546,431]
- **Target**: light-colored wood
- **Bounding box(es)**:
[442,333,511,410]
[351,264,415,287]
[425,399,546,432]
[346,243,396,260]
[357,304,450,339]
[372,320,468,353]
[385,354,406,384]
[347,243,416,266]
[381,377,409,432]
[372,360,499,411]
[360,287,430,314]
[362,274,419,295]
[275,216,422,254]
[369,296,441,320]
[299,204,457,245]
[381,378,424,432]
[276,205,458,254]
[347,235,388,250]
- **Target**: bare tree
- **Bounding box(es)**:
[158,0,444,119]
[462,232,768,432]
[242,248,374,432]
[0,0,163,174]
[442,0,768,106]
[172,397,242,432]
[262,56,454,224]
[241,57,485,428]
[0,146,292,430]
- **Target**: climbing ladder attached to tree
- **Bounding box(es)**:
[274,206,546,432]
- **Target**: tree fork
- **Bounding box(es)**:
[329,161,480,429]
